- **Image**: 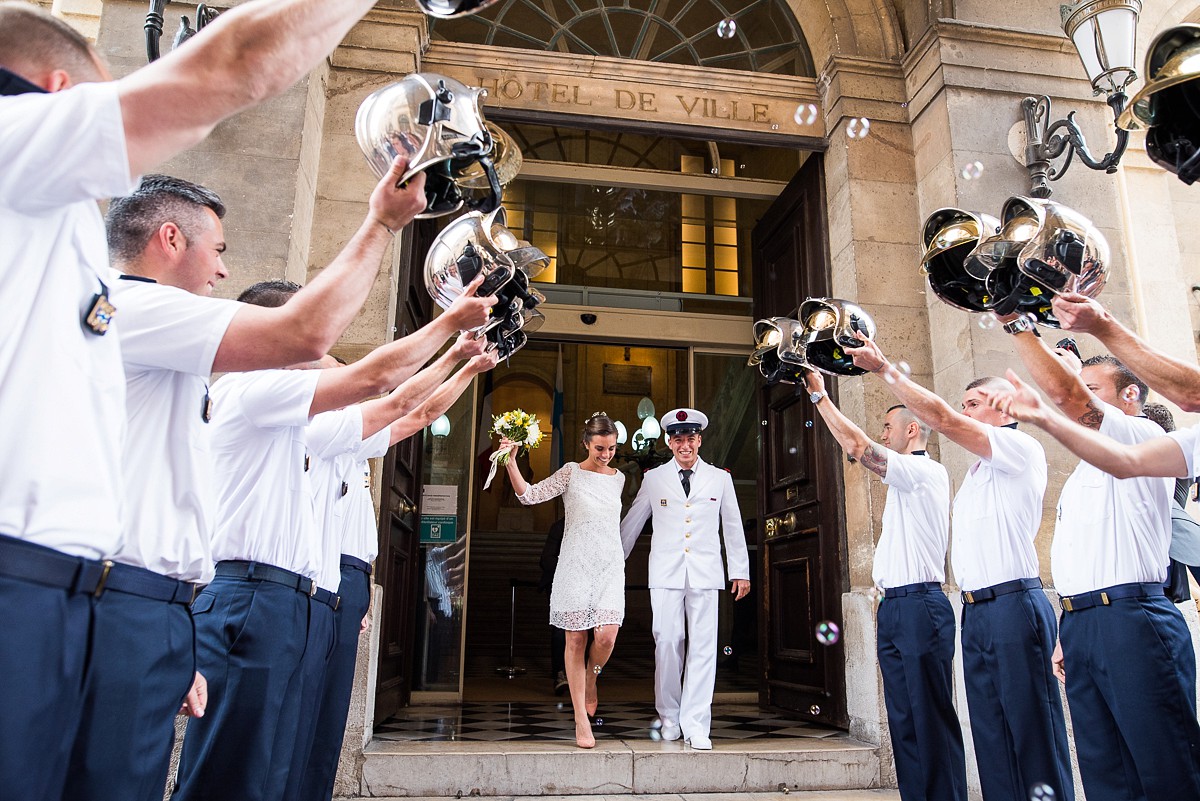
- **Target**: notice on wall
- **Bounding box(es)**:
[420,484,459,544]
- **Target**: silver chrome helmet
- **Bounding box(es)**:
[748,317,808,385]
[970,196,1108,326]
[417,0,502,18]
[424,208,548,357]
[355,74,505,218]
[920,208,1001,314]
[798,298,876,376]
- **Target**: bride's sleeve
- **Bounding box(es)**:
[516,463,572,505]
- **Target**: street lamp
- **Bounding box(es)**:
[430,414,451,438]
[1022,0,1141,197]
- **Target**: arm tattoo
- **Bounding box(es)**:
[1076,399,1104,430]
[859,443,889,478]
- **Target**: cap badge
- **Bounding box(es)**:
[676,411,688,421]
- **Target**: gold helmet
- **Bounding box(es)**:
[1118,24,1200,184]
[797,298,876,376]
[920,208,1001,314]
[969,196,1108,327]
[748,317,808,385]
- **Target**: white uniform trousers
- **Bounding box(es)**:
[650,584,719,741]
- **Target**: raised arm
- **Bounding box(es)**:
[308,276,494,416]
[359,333,487,439]
[118,0,379,176]
[1002,320,1102,429]
[803,369,888,476]
[213,159,427,372]
[385,352,499,445]
[983,369,1189,479]
[849,334,993,459]
[1053,292,1200,412]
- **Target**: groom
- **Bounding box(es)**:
[620,408,751,750]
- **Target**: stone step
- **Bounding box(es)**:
[359,737,880,797]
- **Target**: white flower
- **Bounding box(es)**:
[525,422,541,444]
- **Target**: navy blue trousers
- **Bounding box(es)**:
[282,597,336,800]
[1060,594,1200,801]
[0,567,92,801]
[961,589,1074,801]
[174,576,311,801]
[299,564,372,801]
[64,590,195,801]
[877,589,967,801]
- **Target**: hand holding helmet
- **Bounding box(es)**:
[442,274,497,332]
[366,156,428,234]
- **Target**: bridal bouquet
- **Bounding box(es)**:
[482,409,544,489]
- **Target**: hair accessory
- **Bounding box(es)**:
[589,411,608,420]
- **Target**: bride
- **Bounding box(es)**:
[499,413,624,748]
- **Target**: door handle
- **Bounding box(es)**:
[391,496,416,516]
[764,511,797,537]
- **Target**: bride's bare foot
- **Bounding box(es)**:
[575,719,595,748]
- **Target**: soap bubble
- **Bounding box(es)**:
[794,103,818,126]
[1030,784,1055,801]
[771,124,780,131]
[710,167,719,175]
[594,718,603,726]
[805,420,814,428]
[846,118,871,139]
[978,314,998,331]
[815,620,840,645]
[556,702,565,710]
[716,19,736,38]
[895,361,911,378]
[809,705,821,715]
[960,160,984,180]
[723,645,733,655]
[593,665,602,675]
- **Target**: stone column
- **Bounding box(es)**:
[52,0,103,41]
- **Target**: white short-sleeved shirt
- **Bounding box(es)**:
[209,370,321,578]
[951,425,1047,592]
[110,275,240,582]
[0,82,137,558]
[1053,403,1174,595]
[874,451,951,588]
[341,428,390,564]
[1168,425,1200,478]
[307,407,368,591]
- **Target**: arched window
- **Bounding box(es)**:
[431,0,815,77]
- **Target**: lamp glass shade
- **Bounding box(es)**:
[615,420,628,445]
[431,414,451,437]
[636,397,655,421]
[641,416,661,440]
[1065,1,1140,94]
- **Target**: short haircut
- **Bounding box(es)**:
[964,375,1009,393]
[106,175,227,264]
[0,2,101,83]
[1083,355,1148,408]
[237,280,301,308]
[886,403,930,440]
[1142,401,1176,433]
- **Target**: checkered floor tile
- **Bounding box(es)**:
[375,702,839,742]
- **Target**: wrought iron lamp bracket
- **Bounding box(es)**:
[1022,93,1130,198]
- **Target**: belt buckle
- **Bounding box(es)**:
[1100,591,1110,606]
[333,595,341,611]
[93,560,114,598]
[309,579,317,598]
[189,583,201,604]
[964,591,974,604]
[1062,597,1074,612]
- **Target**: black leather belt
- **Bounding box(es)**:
[962,577,1042,605]
[215,560,340,610]
[0,533,108,595]
[1062,581,1164,613]
[884,581,941,599]
[340,555,372,575]
[103,561,199,604]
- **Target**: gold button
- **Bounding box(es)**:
[685,503,691,508]
[685,518,692,523]
[685,532,691,538]
[684,547,690,553]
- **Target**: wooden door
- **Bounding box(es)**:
[750,157,848,726]
[374,219,436,720]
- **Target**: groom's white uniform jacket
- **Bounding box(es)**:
[620,456,750,588]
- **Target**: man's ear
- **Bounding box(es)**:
[45,69,72,92]
[155,222,187,256]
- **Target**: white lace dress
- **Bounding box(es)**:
[517,461,626,630]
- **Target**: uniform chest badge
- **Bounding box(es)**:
[660,499,668,506]
[200,391,213,424]
[84,289,116,335]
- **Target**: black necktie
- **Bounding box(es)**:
[680,469,693,496]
